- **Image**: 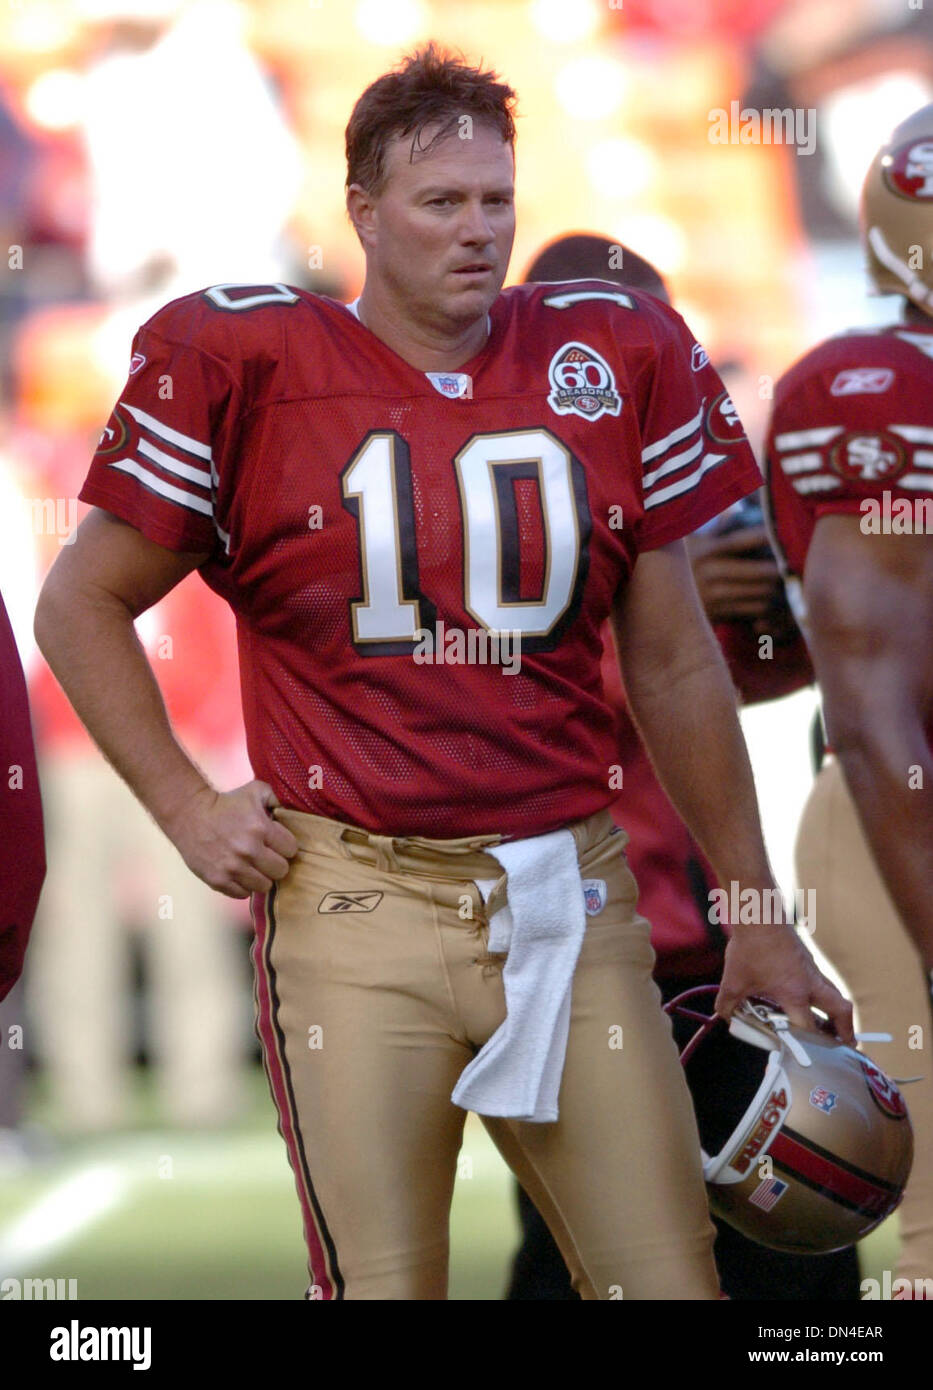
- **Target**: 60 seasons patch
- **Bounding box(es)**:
[546,342,622,422]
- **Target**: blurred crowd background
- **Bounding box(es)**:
[2,0,933,1296]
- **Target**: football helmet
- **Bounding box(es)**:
[860,103,933,314]
[666,986,913,1254]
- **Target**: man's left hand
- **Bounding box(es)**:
[715,922,855,1046]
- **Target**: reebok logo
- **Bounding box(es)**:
[317,891,384,914]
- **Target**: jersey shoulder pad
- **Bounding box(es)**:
[137,282,314,376]
[522,278,667,322]
[775,327,917,408]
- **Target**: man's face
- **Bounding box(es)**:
[356,121,515,331]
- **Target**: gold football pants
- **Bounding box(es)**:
[796,757,933,1287]
[251,806,719,1301]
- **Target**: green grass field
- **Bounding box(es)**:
[0,1067,519,1300]
[0,1065,898,1300]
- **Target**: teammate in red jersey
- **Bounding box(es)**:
[35,44,850,1300]
[765,103,933,1292]
[0,589,45,1003]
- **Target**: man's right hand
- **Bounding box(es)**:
[685,524,782,622]
[164,780,300,898]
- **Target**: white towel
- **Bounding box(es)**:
[451,828,585,1123]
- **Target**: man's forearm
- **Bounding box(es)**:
[833,725,933,968]
[624,647,776,898]
[34,582,211,835]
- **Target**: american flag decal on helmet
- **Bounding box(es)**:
[748,1177,788,1212]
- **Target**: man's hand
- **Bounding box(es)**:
[685,525,782,622]
[715,922,855,1045]
[163,780,299,898]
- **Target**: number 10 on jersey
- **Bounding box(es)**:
[340,427,592,656]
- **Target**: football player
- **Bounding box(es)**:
[35,43,851,1300]
[507,235,859,1302]
[765,104,933,1292]
[0,588,45,1005]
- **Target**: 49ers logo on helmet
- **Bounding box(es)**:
[859,1056,908,1119]
[705,390,747,445]
[883,139,933,200]
[546,341,622,423]
[830,431,906,485]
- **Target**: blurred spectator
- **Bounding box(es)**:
[0,82,40,405]
[79,0,302,301]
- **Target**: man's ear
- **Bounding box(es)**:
[346,183,377,249]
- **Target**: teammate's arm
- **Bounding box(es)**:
[612,538,854,1041]
[804,514,933,967]
[34,508,297,897]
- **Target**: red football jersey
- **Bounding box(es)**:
[766,322,933,579]
[765,320,933,753]
[0,590,45,1001]
[79,279,760,837]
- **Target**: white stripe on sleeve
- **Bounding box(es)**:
[774,426,844,450]
[641,404,704,464]
[137,438,212,488]
[791,475,841,495]
[121,402,213,461]
[889,425,933,444]
[779,451,823,475]
[108,458,213,515]
[642,437,703,489]
[643,452,728,509]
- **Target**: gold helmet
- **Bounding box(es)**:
[860,103,933,315]
[666,987,914,1254]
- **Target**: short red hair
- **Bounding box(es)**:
[345,41,518,198]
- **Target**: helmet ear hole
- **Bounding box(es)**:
[682,1023,769,1159]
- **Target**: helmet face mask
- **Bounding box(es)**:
[667,987,914,1254]
[860,103,933,316]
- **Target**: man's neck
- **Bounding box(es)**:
[353,287,490,372]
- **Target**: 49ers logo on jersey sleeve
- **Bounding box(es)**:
[859,1056,908,1119]
[830,431,906,485]
[546,341,622,422]
[95,406,131,456]
[705,390,747,445]
[884,139,933,199]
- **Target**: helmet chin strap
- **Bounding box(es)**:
[867,225,933,312]
[731,999,813,1067]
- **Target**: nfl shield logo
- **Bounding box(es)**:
[582,879,607,916]
[425,371,472,399]
[809,1086,837,1114]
